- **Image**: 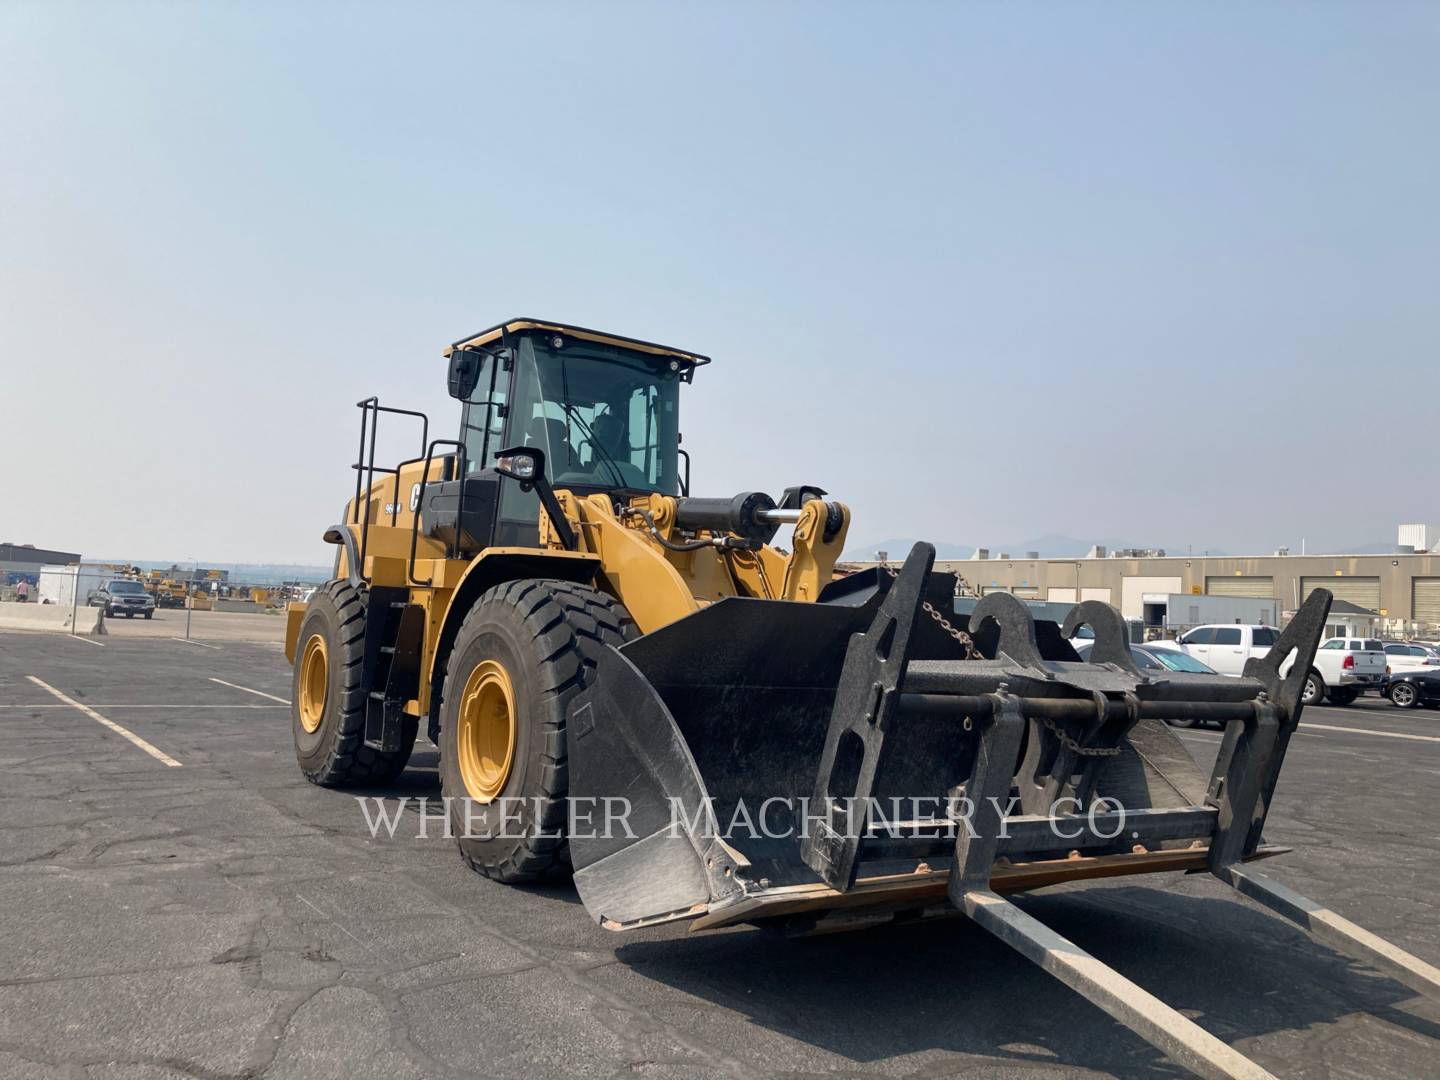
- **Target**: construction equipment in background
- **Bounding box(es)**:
[285,318,1438,1079]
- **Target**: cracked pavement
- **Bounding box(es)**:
[0,629,1437,1079]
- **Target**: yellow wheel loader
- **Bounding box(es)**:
[287,317,1439,1079]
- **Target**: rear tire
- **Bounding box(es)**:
[439,579,636,883]
[291,580,417,786]
[1326,687,1359,706]
[1389,682,1419,709]
[1301,672,1325,706]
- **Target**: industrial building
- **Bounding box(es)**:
[849,531,1440,639]
[0,542,81,581]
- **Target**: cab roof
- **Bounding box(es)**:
[446,318,711,367]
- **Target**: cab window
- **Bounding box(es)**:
[1214,628,1242,645]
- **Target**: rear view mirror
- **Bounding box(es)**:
[447,348,485,400]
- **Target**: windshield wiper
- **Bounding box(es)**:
[559,404,628,489]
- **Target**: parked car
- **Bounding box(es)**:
[1380,668,1440,709]
[1073,641,1224,726]
[1383,642,1440,672]
[1177,624,1384,705]
[1176,624,1282,675]
[92,579,155,619]
[1073,640,1211,672]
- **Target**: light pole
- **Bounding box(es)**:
[185,557,197,640]
[69,563,81,636]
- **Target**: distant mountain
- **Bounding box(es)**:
[842,537,975,562]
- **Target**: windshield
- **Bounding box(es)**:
[509,333,682,494]
[110,581,146,594]
[1151,649,1215,673]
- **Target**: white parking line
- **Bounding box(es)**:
[170,637,221,650]
[0,703,282,710]
[65,635,106,647]
[209,677,290,705]
[1299,722,1440,745]
[1178,722,1435,745]
[26,676,182,767]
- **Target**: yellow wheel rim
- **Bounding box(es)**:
[298,634,328,734]
[457,658,515,803]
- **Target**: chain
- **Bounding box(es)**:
[884,566,1117,756]
[920,599,979,660]
[1039,715,1125,757]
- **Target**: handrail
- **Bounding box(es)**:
[351,398,431,572]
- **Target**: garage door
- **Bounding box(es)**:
[1205,576,1274,598]
[1413,578,1440,626]
[1302,576,1380,612]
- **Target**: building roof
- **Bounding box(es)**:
[1327,598,1380,617]
[0,543,81,565]
[445,318,711,366]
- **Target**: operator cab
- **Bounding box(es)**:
[441,319,709,547]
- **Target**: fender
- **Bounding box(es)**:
[424,547,602,740]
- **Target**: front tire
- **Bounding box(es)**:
[291,580,416,786]
[1389,682,1419,709]
[439,579,635,883]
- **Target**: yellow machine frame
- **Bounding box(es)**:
[284,452,850,729]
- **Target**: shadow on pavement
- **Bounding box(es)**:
[610,884,1440,1076]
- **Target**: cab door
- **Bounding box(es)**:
[1180,626,1216,667]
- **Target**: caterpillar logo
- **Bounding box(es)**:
[383,484,423,516]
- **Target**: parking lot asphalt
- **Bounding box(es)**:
[1,630,1437,1079]
[96,607,287,644]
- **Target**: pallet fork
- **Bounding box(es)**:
[803,545,1440,1079]
[571,543,1439,1078]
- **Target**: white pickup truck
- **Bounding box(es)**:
[1176,624,1385,705]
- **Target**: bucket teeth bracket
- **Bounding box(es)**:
[800,542,935,890]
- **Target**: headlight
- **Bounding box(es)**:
[495,452,538,481]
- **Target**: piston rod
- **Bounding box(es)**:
[754,508,804,524]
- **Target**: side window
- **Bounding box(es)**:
[1214,628,1242,645]
[1320,640,1344,650]
[460,350,503,474]
[1251,627,1277,648]
[1183,627,1216,645]
[1385,644,1405,655]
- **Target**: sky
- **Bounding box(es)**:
[2,2,1436,564]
